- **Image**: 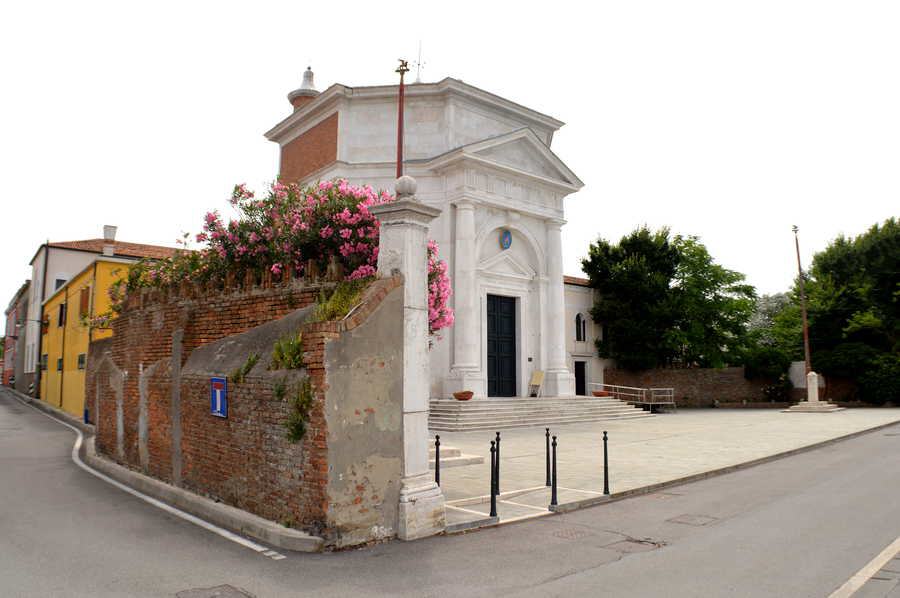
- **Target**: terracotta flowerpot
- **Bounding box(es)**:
[453,391,474,401]
[592,390,612,397]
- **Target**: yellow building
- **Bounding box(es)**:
[39,258,133,418]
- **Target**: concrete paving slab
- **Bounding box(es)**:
[433,408,900,528]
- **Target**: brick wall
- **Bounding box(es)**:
[279,113,338,183]
[604,366,858,407]
[605,367,776,407]
[88,274,405,546]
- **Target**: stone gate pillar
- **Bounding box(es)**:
[371,175,446,540]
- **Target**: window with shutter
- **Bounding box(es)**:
[79,288,90,318]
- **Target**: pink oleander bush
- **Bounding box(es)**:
[116,179,454,336]
[427,240,454,336]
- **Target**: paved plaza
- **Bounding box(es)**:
[435,408,900,527]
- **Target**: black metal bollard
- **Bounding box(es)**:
[603,431,610,495]
[545,427,551,486]
[550,435,558,507]
[495,431,501,494]
[490,440,498,517]
[434,435,441,487]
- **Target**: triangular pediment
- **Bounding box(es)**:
[475,137,564,180]
[425,128,584,192]
[478,251,536,280]
[467,129,583,189]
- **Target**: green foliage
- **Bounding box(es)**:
[582,227,755,369]
[801,218,899,403]
[762,374,793,402]
[273,377,287,401]
[285,377,315,443]
[583,227,679,370]
[743,343,793,380]
[311,278,371,323]
[230,352,259,384]
[271,332,304,370]
[857,354,900,406]
[667,235,757,368]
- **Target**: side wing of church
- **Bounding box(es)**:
[266,70,610,399]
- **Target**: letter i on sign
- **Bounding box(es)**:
[210,377,228,418]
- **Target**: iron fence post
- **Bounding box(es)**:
[603,430,610,495]
[550,435,558,508]
[495,431,501,494]
[545,427,551,486]
[434,435,440,486]
[490,440,497,518]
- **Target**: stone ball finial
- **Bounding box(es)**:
[395,175,417,198]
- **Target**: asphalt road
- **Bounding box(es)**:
[1,387,898,598]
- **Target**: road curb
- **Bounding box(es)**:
[4,388,95,436]
[2,387,324,554]
[79,436,324,553]
[549,417,900,513]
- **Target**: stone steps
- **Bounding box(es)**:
[428,396,652,432]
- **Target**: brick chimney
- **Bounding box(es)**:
[287,66,319,111]
[102,225,117,256]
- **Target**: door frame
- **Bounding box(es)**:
[486,293,518,397]
[480,286,527,398]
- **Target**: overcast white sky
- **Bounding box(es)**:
[2,1,898,308]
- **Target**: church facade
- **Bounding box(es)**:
[266,69,609,399]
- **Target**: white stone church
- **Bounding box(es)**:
[265,68,609,399]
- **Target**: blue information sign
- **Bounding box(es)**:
[210,377,228,418]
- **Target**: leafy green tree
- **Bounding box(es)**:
[582,227,679,370]
[802,218,899,403]
[582,227,756,370]
[667,236,757,367]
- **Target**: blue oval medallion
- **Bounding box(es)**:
[500,229,512,250]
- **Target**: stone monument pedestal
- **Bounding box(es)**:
[783,371,844,413]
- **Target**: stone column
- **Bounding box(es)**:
[806,371,820,403]
[444,198,483,397]
[371,176,446,541]
[542,219,574,396]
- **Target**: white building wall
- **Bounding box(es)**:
[564,284,611,394]
[24,247,98,375]
[278,78,582,399]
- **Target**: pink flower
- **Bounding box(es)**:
[271,263,283,276]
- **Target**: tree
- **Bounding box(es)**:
[582,227,679,370]
[801,218,900,403]
[666,236,757,368]
[581,227,756,370]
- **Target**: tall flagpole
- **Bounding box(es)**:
[793,225,812,375]
[396,59,410,179]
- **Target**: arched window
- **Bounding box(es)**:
[575,313,586,342]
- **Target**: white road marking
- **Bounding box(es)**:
[446,504,491,517]
[9,392,287,561]
[828,535,900,598]
[498,499,551,512]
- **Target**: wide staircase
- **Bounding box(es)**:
[428,396,652,432]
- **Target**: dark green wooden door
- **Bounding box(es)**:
[487,294,516,397]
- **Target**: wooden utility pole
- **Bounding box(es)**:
[396,59,410,178]
[793,225,812,374]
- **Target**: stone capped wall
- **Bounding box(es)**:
[88,275,406,547]
[605,366,783,407]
